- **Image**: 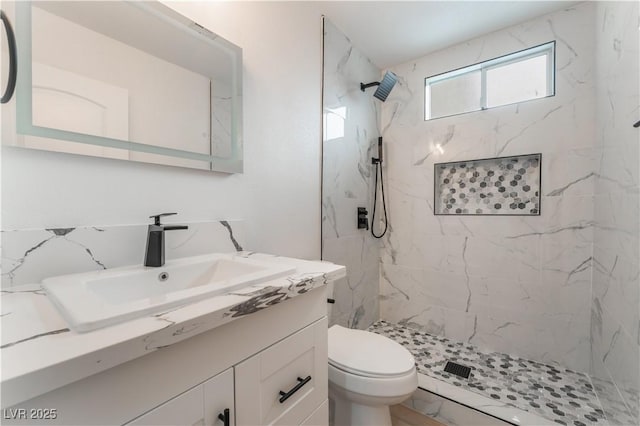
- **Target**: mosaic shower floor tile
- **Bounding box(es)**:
[369,320,608,426]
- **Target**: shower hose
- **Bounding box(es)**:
[371,161,388,239]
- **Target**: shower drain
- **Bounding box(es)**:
[444,361,472,379]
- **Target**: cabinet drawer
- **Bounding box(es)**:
[235,318,328,425]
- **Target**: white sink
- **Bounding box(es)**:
[42,253,296,332]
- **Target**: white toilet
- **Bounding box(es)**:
[327,324,418,426]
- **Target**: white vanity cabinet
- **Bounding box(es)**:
[127,368,234,426]
[126,318,328,426]
[3,285,330,426]
[235,318,328,425]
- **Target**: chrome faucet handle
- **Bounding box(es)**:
[149,213,177,226]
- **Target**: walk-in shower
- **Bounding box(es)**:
[322,6,639,424]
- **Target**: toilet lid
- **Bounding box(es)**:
[328,325,415,378]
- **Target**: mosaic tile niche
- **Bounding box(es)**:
[434,153,541,215]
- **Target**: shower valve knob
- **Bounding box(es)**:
[357,207,369,230]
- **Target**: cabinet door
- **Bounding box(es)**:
[204,368,235,426]
[127,368,234,426]
[235,318,328,426]
[127,385,204,426]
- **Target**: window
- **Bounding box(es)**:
[425,42,555,120]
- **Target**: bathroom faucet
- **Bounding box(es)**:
[144,213,188,267]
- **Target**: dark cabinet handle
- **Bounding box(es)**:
[278,376,311,403]
[217,408,230,426]
[0,10,17,104]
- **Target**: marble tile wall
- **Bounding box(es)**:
[379,3,597,372]
[1,220,245,287]
[322,19,380,329]
[590,2,640,424]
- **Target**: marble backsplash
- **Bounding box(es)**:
[379,3,597,373]
[1,220,245,288]
[321,18,381,329]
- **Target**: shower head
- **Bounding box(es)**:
[373,71,397,101]
[360,71,398,102]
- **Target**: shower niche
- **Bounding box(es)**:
[434,153,541,216]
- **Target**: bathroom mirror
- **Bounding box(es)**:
[9,0,243,173]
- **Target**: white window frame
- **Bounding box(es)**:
[424,41,555,120]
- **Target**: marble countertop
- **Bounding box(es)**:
[0,252,345,408]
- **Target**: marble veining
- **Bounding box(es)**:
[322,18,380,330]
[226,273,326,318]
[590,1,640,424]
[1,220,245,288]
[0,253,345,407]
[371,321,609,426]
[220,220,244,251]
[379,3,597,372]
[0,328,71,350]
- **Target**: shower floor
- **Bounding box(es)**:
[369,320,608,426]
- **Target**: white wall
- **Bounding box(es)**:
[1,1,324,260]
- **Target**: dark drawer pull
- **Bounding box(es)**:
[217,408,230,426]
[278,375,311,403]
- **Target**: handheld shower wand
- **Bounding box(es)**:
[371,137,388,238]
[374,136,383,164]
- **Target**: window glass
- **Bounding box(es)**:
[428,70,481,119]
[424,42,554,121]
[486,55,549,107]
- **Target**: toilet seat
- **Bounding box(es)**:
[328,325,415,378]
[327,326,419,424]
[328,362,417,401]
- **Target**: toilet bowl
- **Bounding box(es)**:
[327,325,418,426]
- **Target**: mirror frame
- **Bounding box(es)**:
[14,1,243,173]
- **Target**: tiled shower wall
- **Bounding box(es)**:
[379,3,597,371]
[590,1,639,424]
[322,19,380,329]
